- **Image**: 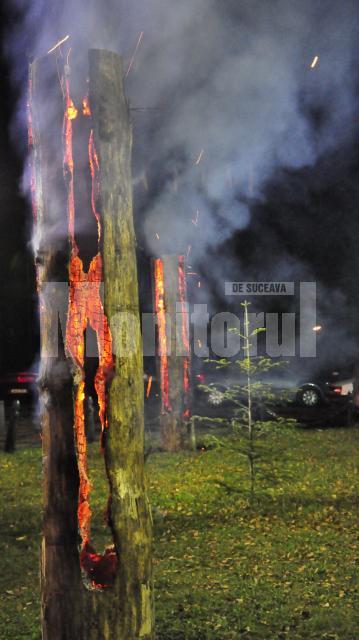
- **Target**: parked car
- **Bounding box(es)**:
[296,370,353,407]
[193,358,356,412]
[192,359,287,417]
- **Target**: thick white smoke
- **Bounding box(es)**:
[4,0,359,257]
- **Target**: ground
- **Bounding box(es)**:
[0,424,358,639]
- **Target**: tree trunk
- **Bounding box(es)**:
[153,255,190,451]
[30,49,153,640]
[88,48,154,639]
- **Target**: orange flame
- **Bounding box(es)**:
[63,76,77,243]
[67,101,78,120]
[153,258,171,412]
[66,254,113,429]
[63,70,115,587]
[82,96,91,117]
[154,257,191,419]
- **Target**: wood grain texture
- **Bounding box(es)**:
[88,49,154,639]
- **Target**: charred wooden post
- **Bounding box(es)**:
[30,49,153,640]
[152,255,191,451]
[30,54,84,639]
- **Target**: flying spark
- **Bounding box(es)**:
[310,55,319,69]
[191,209,200,226]
[125,31,144,78]
[47,35,70,55]
[195,149,204,165]
[312,325,322,332]
[146,376,153,399]
[155,233,160,240]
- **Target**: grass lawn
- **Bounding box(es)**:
[0,425,358,639]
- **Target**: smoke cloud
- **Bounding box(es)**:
[4,0,359,369]
[4,0,359,249]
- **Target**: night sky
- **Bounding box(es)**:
[1,2,359,375]
[0,6,37,373]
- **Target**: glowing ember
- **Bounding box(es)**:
[82,96,91,117]
[312,324,323,332]
[80,543,117,589]
[62,68,115,588]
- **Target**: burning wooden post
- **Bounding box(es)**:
[152,255,191,451]
[30,49,153,639]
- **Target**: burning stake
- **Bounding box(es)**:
[30,48,153,639]
[152,255,191,451]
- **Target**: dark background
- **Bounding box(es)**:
[1,3,359,376]
[0,6,38,374]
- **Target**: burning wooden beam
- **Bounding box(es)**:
[30,49,153,639]
[152,255,191,451]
